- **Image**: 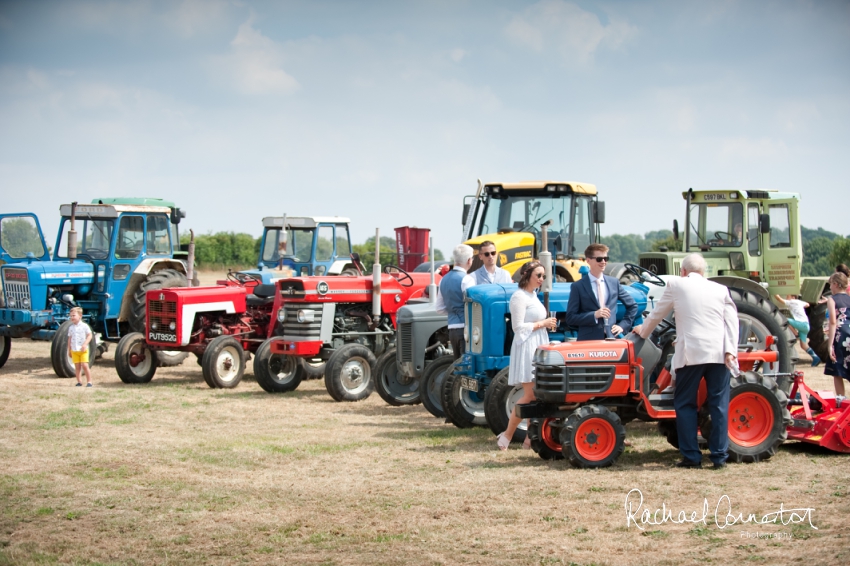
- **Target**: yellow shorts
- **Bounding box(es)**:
[71,350,89,364]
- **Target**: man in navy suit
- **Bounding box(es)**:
[565,243,638,340]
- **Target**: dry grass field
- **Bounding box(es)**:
[1,276,848,565]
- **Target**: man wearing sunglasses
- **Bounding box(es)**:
[470,241,512,285]
[565,243,638,340]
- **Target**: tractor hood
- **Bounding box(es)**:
[13,261,96,286]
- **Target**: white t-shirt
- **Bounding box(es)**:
[67,321,92,352]
[785,299,808,323]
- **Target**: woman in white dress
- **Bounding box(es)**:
[497,261,557,450]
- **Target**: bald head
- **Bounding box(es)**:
[681,254,707,276]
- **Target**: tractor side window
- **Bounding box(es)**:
[747,203,761,256]
[147,215,171,255]
[315,226,334,261]
[336,224,351,257]
[261,229,282,262]
[572,197,592,256]
[115,216,145,259]
[768,204,791,248]
[0,216,45,258]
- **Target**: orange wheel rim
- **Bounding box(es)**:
[541,418,562,453]
[728,393,773,447]
[574,417,616,461]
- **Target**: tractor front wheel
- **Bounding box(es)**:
[253,339,304,393]
[374,348,421,406]
[115,332,158,384]
[0,336,10,369]
[560,405,626,468]
[201,336,245,389]
[528,418,564,460]
[483,368,527,443]
[418,355,452,418]
[51,321,97,378]
[441,364,487,429]
[324,343,376,402]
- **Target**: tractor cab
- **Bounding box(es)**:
[245,216,358,284]
[0,213,50,266]
[461,180,605,282]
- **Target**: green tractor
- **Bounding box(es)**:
[638,188,828,374]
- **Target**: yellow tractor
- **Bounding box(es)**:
[461,180,606,281]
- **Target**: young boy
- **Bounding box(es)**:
[67,307,93,387]
[774,294,821,366]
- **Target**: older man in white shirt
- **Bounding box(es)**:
[633,254,739,469]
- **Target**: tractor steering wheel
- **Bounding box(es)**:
[714,231,733,242]
[624,263,666,287]
[227,271,262,286]
[383,264,414,287]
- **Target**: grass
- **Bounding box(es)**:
[0,338,845,565]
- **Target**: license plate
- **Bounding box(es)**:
[460,377,479,392]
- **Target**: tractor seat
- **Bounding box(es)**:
[252,284,276,298]
[246,284,277,307]
[626,333,663,376]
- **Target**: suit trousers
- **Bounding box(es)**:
[673,363,730,465]
[448,328,465,361]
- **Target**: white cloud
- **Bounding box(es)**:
[719,137,789,162]
[212,18,300,95]
[164,0,231,38]
[505,0,636,63]
[449,48,468,63]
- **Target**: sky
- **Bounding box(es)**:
[1,0,848,258]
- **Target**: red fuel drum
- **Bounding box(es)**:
[146,286,248,347]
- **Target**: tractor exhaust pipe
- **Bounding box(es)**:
[428,235,437,304]
[67,201,78,264]
[186,229,195,287]
[372,227,381,320]
[540,220,552,312]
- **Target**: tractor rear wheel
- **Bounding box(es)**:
[729,288,796,375]
[156,350,190,367]
[528,418,564,460]
[374,348,421,406]
[115,332,158,384]
[560,405,626,468]
[442,364,487,429]
[701,371,791,463]
[201,336,245,389]
[253,339,304,393]
[51,321,97,378]
[128,268,188,334]
[657,419,679,449]
[0,336,10,369]
[324,343,376,402]
[419,355,452,418]
[302,359,325,380]
[483,368,527,443]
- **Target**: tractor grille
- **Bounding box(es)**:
[148,299,177,331]
[1,268,32,309]
[533,364,616,403]
[399,323,413,362]
[470,302,483,353]
[282,303,324,340]
[639,257,667,276]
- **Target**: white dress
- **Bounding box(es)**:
[508,289,549,385]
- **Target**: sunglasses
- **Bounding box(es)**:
[534,272,546,279]
[480,251,497,257]
[590,256,610,263]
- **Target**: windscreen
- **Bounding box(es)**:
[687,202,744,248]
[55,218,115,260]
[477,192,576,253]
[261,228,315,262]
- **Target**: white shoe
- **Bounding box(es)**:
[661,385,676,394]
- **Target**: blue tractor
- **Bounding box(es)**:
[0,199,192,376]
[435,281,649,440]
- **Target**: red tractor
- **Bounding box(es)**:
[517,316,793,468]
[114,272,288,388]
[253,265,439,401]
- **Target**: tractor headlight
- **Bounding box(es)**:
[533,348,565,366]
[296,309,315,323]
[22,298,30,308]
[169,321,176,331]
[472,326,481,345]
[277,309,286,323]
[151,321,158,331]
[7,297,16,308]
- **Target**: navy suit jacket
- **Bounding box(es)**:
[565,274,638,340]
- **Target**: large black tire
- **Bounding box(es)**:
[441,363,487,429]
[324,343,376,402]
[729,288,796,374]
[114,332,158,384]
[657,420,679,449]
[302,359,325,380]
[560,405,626,468]
[374,348,421,406]
[805,301,829,362]
[701,371,791,464]
[419,355,452,418]
[253,339,304,393]
[156,350,190,367]
[128,268,188,333]
[528,418,565,460]
[51,321,97,378]
[0,336,10,369]
[201,336,245,389]
[483,368,527,443]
